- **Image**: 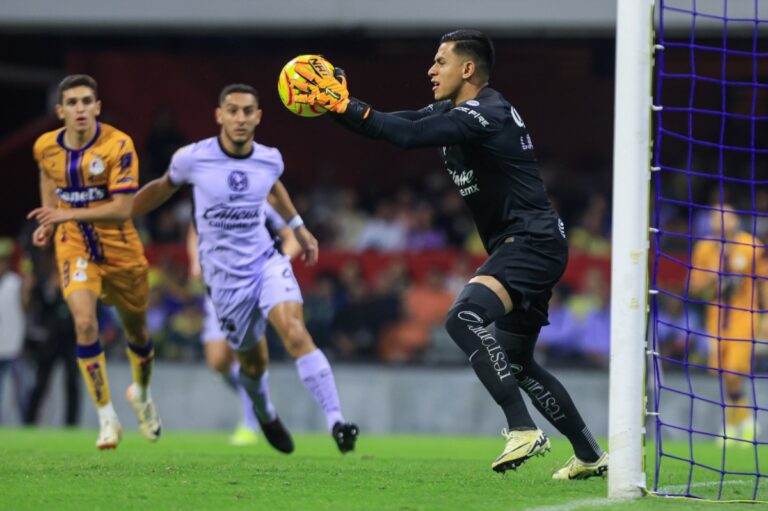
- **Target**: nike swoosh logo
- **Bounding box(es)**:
[494,441,531,463]
[507,442,530,454]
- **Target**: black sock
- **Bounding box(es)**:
[495,324,604,462]
[446,283,536,430]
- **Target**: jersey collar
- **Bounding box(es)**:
[57,122,101,153]
[217,136,254,160]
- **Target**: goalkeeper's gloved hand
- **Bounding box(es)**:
[292,59,350,113]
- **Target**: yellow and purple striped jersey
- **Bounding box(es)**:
[33,122,145,265]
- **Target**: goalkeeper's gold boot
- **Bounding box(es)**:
[552,452,609,480]
[491,428,550,473]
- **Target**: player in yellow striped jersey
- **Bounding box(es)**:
[690,204,768,445]
[28,74,161,449]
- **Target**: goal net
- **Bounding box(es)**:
[650,0,768,501]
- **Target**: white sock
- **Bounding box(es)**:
[295,349,344,432]
[97,402,117,422]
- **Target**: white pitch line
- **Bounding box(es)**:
[522,498,614,511]
[659,479,749,493]
[521,480,753,511]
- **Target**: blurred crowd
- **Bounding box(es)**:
[12,110,767,425]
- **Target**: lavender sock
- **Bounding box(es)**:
[238,369,276,424]
[295,349,344,431]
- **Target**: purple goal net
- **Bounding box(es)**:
[650,0,768,501]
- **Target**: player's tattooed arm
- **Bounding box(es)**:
[131,173,180,217]
[268,180,318,266]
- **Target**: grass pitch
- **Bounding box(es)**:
[0,429,764,510]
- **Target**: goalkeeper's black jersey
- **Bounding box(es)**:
[347,87,564,254]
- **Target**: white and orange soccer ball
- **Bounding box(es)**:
[277,54,334,117]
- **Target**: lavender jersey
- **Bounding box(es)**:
[200,204,289,344]
[169,137,283,289]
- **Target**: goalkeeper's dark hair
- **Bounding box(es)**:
[219,84,259,105]
[57,74,98,103]
[440,30,495,80]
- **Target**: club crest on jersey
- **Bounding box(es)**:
[228,171,248,192]
[89,157,105,175]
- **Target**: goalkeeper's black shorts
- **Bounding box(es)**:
[476,234,568,330]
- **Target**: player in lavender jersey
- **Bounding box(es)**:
[132,83,358,454]
[189,204,301,446]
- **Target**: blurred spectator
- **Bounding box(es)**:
[331,188,369,250]
[655,293,706,367]
[355,198,407,252]
[567,266,606,319]
[379,267,455,363]
[146,256,204,360]
[407,202,447,250]
[753,189,768,242]
[0,238,27,423]
[569,193,611,256]
[328,260,375,360]
[147,207,186,243]
[576,269,611,368]
[537,284,583,366]
[143,107,185,183]
[23,253,80,426]
[435,190,474,247]
[330,259,404,361]
[303,271,340,350]
[463,227,486,256]
[445,254,475,296]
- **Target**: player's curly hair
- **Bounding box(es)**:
[57,74,98,103]
[219,84,259,105]
[440,29,495,80]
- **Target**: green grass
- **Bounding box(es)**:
[0,428,765,510]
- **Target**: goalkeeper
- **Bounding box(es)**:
[288,29,606,478]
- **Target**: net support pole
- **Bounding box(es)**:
[608,0,653,500]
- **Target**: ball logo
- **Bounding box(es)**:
[89,157,105,175]
[228,170,248,192]
[72,270,88,282]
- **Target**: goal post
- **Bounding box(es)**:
[608,0,654,499]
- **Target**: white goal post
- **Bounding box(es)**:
[608,0,654,499]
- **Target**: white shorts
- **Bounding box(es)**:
[208,253,303,352]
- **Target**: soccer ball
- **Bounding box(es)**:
[277,54,334,117]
